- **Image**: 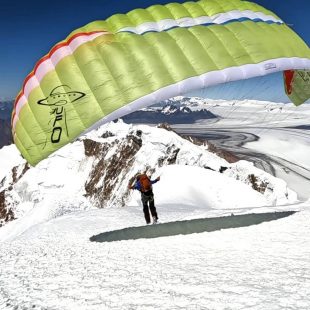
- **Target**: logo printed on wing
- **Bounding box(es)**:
[37,85,86,106]
[37,85,86,146]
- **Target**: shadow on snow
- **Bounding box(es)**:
[90,211,296,243]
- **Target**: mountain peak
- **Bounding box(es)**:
[0,121,297,231]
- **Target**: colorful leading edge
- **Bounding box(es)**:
[12,0,310,166]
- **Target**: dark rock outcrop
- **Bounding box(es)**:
[247,174,268,194]
[206,141,240,164]
[0,162,30,226]
[0,190,15,227]
[83,132,143,208]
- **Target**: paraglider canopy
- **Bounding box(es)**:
[11,0,310,166]
[284,70,310,105]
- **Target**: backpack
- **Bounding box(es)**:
[139,174,152,192]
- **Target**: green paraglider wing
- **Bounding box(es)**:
[12,0,310,166]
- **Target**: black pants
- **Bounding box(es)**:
[141,191,158,224]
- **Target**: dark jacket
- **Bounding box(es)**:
[132,178,159,192]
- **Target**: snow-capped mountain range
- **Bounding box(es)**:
[122,103,217,124]
[0,120,297,234]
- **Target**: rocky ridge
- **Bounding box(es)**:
[0,121,297,226]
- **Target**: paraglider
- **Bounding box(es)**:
[128,173,160,224]
[11,0,310,166]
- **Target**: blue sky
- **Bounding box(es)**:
[0,0,309,102]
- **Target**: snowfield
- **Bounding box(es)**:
[0,201,310,310]
[1,98,310,309]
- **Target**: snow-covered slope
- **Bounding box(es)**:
[0,121,298,239]
[0,197,309,309]
[0,103,308,310]
[0,145,25,182]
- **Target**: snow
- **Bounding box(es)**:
[225,160,298,206]
[0,119,298,241]
[185,97,310,128]
[8,141,92,219]
[0,202,310,309]
[1,98,310,309]
[173,97,310,199]
[245,130,310,171]
[243,129,310,200]
[130,164,268,211]
[0,160,290,243]
[0,145,25,182]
